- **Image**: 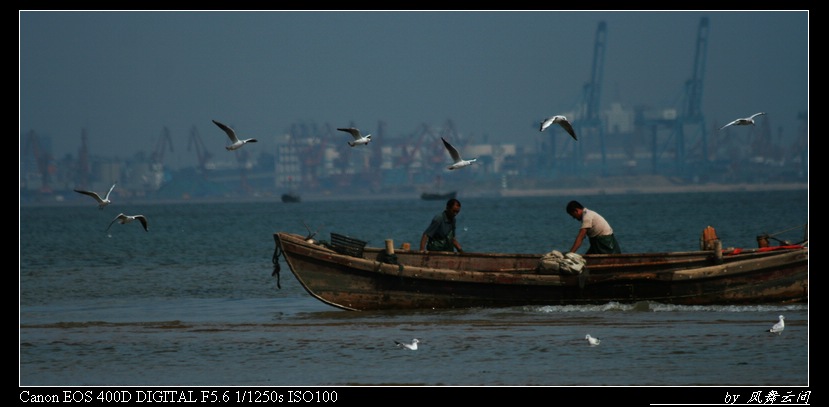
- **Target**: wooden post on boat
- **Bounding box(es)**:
[714,239,723,264]
[381,238,399,265]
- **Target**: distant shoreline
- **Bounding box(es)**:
[19,181,808,207]
[496,182,809,198]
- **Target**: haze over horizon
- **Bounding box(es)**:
[20,11,808,171]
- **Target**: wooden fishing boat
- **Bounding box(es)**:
[272,231,808,311]
[421,175,456,201]
[420,191,457,201]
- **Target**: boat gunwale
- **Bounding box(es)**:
[275,232,807,284]
[274,231,807,310]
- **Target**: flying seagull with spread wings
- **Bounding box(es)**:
[540,115,577,140]
[337,127,372,147]
[106,213,149,232]
[212,120,258,150]
[719,112,766,130]
[74,183,117,210]
[442,137,477,170]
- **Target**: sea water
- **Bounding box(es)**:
[20,189,808,387]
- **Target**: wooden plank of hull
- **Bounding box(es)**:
[275,233,808,311]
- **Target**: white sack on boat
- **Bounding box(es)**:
[539,250,586,274]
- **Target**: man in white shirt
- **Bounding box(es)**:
[566,200,621,254]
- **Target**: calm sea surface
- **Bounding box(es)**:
[20,189,809,387]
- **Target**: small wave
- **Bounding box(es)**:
[530,301,808,313]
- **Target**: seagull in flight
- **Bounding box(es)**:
[540,115,578,140]
[74,183,116,210]
[767,315,785,335]
[442,137,477,170]
[719,112,766,130]
[585,334,601,346]
[106,213,149,232]
[395,338,420,350]
[212,120,258,151]
[337,127,371,147]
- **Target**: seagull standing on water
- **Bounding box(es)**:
[395,338,420,350]
[74,183,116,210]
[585,334,601,346]
[106,213,149,232]
[719,112,766,130]
[767,315,785,335]
[212,120,258,151]
[442,137,477,170]
[540,115,578,140]
[337,127,372,147]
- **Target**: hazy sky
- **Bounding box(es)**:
[20,11,808,169]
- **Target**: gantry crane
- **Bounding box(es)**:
[187,125,213,176]
[675,16,709,174]
[151,126,174,167]
[643,16,710,177]
[397,123,428,171]
[575,20,607,175]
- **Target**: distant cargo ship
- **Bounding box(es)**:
[420,191,456,201]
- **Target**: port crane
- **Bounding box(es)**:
[187,125,213,175]
[575,20,607,175]
[674,16,710,175]
[152,126,174,168]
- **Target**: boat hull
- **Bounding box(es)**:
[274,233,808,311]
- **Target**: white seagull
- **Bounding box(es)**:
[74,183,116,210]
[585,334,601,346]
[719,112,766,130]
[337,127,371,147]
[106,213,149,232]
[212,120,258,151]
[540,115,578,141]
[442,137,477,170]
[395,338,420,350]
[767,315,785,335]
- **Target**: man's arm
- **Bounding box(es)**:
[569,228,588,253]
[420,234,429,252]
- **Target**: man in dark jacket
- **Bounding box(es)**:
[420,198,463,253]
